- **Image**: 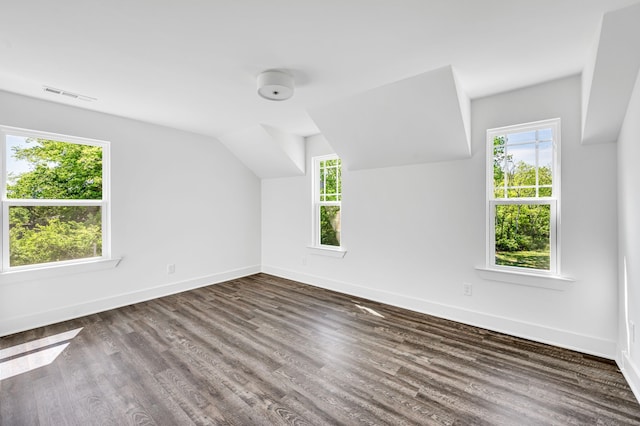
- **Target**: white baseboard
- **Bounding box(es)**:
[262,265,617,359]
[619,351,640,403]
[0,265,260,337]
[4,264,617,361]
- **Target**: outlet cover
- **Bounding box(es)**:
[463,283,472,296]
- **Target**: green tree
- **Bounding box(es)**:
[10,213,102,265]
[7,139,102,200]
[320,206,340,246]
[493,136,508,197]
[318,158,341,246]
[492,137,553,269]
[7,138,103,267]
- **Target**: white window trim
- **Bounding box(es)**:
[306,245,347,258]
[0,257,121,285]
[485,118,562,278]
[0,125,113,273]
[475,266,573,291]
[311,154,346,255]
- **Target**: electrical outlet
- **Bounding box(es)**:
[302,256,307,266]
[463,283,472,296]
[167,264,176,274]
[631,321,636,344]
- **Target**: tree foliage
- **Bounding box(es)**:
[319,158,341,246]
[7,139,102,199]
[494,204,550,252]
[320,206,340,246]
[10,209,102,266]
[492,136,552,269]
[7,138,103,267]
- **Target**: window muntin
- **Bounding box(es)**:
[487,119,560,274]
[1,126,109,271]
[314,155,342,248]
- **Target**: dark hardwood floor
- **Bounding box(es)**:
[1,273,639,425]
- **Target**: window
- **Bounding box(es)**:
[486,118,560,274]
[1,125,109,271]
[313,155,342,248]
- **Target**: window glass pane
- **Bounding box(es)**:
[494,204,550,270]
[9,206,102,267]
[539,187,552,197]
[538,167,553,189]
[538,141,553,189]
[319,158,342,202]
[507,187,536,198]
[6,136,102,200]
[320,205,341,246]
[508,143,536,169]
[506,143,536,194]
[6,135,34,179]
[538,128,553,141]
[538,141,553,164]
[495,130,555,200]
[507,130,536,144]
[325,166,337,194]
[492,136,506,197]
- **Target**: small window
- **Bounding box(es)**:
[313,155,342,248]
[486,118,560,274]
[1,126,110,271]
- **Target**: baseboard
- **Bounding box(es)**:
[0,265,261,337]
[262,265,617,359]
[619,351,640,403]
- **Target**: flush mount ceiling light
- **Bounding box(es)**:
[257,70,294,101]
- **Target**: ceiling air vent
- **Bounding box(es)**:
[44,86,62,95]
[42,86,97,102]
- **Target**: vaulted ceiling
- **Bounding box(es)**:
[1,1,639,177]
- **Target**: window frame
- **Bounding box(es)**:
[312,154,342,249]
[486,118,561,276]
[0,125,111,272]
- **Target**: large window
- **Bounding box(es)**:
[1,126,109,271]
[314,155,342,248]
[487,118,560,274]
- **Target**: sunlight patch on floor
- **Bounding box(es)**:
[355,304,385,318]
[0,327,82,380]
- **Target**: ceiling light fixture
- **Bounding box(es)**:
[257,70,294,101]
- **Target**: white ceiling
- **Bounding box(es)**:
[1,0,638,140]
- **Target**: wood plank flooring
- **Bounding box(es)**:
[1,273,639,425]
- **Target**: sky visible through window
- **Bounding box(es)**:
[504,129,553,169]
[6,135,33,179]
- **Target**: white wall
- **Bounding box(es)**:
[263,75,620,358]
[617,69,640,399]
[0,90,261,336]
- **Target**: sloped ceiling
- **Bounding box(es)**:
[307,66,470,170]
[219,125,304,179]
[582,2,640,145]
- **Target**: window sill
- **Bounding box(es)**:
[475,267,574,291]
[0,257,122,285]
[306,246,347,258]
